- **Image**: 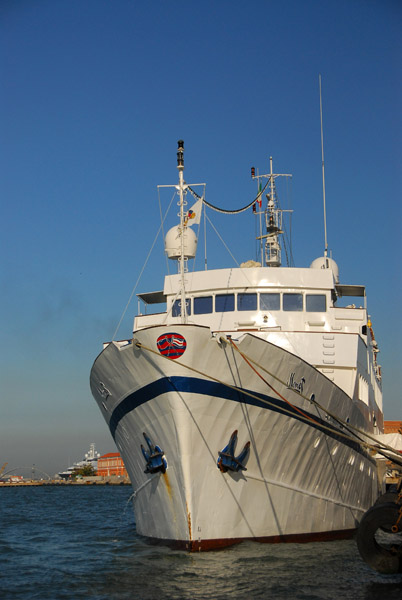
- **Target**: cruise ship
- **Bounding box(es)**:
[90,141,383,550]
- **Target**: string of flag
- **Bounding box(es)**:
[187,180,269,216]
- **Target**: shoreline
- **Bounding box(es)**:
[0,477,131,487]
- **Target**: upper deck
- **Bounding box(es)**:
[134,265,367,337]
[132,264,382,416]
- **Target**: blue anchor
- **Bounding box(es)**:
[217,430,250,473]
[141,432,167,474]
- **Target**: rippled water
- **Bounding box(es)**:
[1,486,401,599]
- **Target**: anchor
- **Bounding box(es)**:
[141,432,167,474]
[217,430,250,473]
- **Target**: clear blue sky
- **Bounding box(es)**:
[1,0,400,476]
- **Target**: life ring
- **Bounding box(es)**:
[374,492,400,532]
[356,502,402,574]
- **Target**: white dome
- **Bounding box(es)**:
[310,256,339,283]
[165,225,197,260]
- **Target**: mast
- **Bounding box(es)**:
[176,140,187,323]
[252,157,292,267]
[160,141,205,321]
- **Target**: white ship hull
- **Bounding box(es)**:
[90,324,378,550]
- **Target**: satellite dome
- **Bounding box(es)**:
[310,256,339,283]
[165,225,197,260]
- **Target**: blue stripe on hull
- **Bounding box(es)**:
[108,376,369,459]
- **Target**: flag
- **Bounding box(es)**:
[257,182,262,207]
[185,198,203,226]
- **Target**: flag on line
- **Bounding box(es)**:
[185,198,203,226]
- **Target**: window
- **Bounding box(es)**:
[306,294,326,312]
[260,293,280,311]
[215,294,234,312]
[194,296,213,314]
[172,298,191,317]
[283,293,303,311]
[237,293,257,311]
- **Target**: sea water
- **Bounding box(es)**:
[1,485,401,600]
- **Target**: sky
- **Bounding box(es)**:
[1,0,400,477]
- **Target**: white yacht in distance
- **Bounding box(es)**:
[90,141,384,550]
[58,443,100,480]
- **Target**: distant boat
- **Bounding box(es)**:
[58,443,100,480]
[90,141,384,550]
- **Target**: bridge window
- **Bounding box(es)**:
[260,293,280,311]
[283,293,303,311]
[216,294,234,312]
[194,296,213,314]
[172,298,192,317]
[306,294,326,312]
[237,293,257,311]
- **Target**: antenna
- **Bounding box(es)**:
[252,158,292,267]
[319,74,329,261]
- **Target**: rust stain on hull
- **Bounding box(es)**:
[186,501,192,541]
[162,471,172,501]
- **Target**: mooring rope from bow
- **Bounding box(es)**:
[227,337,322,427]
[226,337,402,465]
[132,338,401,462]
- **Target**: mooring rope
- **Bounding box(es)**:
[227,338,322,427]
[132,338,401,463]
[226,337,402,464]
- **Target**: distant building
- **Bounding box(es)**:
[97,453,128,477]
[384,421,402,434]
